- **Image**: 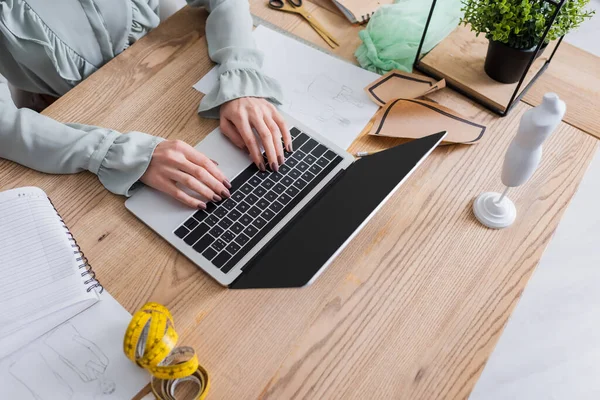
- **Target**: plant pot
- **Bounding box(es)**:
[484,40,547,84]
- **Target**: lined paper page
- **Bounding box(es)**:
[0,187,97,347]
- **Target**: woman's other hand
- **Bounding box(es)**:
[141,140,232,209]
[219,97,292,172]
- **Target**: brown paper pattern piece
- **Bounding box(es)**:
[368,99,486,144]
[365,70,446,107]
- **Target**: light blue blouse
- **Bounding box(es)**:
[0,0,283,195]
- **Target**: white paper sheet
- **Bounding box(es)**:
[0,292,149,400]
[194,26,381,150]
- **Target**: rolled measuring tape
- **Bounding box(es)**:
[124,302,210,400]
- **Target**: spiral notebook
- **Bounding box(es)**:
[331,0,393,23]
[0,187,150,399]
[0,187,102,359]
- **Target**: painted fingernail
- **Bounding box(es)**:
[198,202,207,210]
[223,179,232,189]
[221,189,230,198]
[210,158,219,166]
[288,143,294,152]
[258,162,266,172]
[278,155,284,165]
[271,162,279,172]
[212,194,222,202]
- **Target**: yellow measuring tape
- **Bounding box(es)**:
[124,302,209,399]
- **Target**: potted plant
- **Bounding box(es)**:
[461,0,595,84]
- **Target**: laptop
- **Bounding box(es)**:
[126,113,445,289]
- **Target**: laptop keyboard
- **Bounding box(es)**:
[173,127,344,274]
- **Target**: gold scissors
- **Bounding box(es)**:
[268,0,339,48]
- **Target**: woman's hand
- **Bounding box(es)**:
[141,140,232,209]
[220,97,292,172]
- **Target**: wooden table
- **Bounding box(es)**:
[0,3,597,399]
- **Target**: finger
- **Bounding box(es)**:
[180,145,232,190]
[220,118,247,152]
[160,177,207,209]
[272,111,292,152]
[169,168,223,203]
[250,114,279,172]
[180,160,231,200]
[233,115,265,171]
[265,115,285,166]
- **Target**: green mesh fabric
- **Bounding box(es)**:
[355,0,462,74]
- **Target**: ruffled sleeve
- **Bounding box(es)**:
[187,0,284,119]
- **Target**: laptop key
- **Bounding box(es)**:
[262,179,275,190]
[278,193,292,205]
[212,251,231,268]
[309,164,322,175]
[214,207,228,219]
[239,214,253,226]
[316,157,329,168]
[311,144,328,158]
[209,225,224,238]
[281,176,294,186]
[261,209,275,221]
[297,161,309,172]
[293,133,310,148]
[228,209,242,221]
[257,198,270,209]
[253,187,267,198]
[231,222,244,234]
[290,127,301,138]
[193,210,208,222]
[243,225,258,237]
[213,239,226,252]
[288,169,301,179]
[269,201,283,213]
[248,206,261,218]
[265,191,277,202]
[273,183,286,194]
[300,138,318,153]
[324,150,337,160]
[245,193,259,204]
[253,216,267,229]
[184,223,210,245]
[222,199,236,210]
[293,178,308,190]
[304,154,317,165]
[240,183,253,195]
[279,164,290,175]
[237,201,250,213]
[174,226,189,239]
[205,202,217,213]
[232,191,245,202]
[221,231,235,243]
[286,158,298,168]
[285,186,300,198]
[291,150,306,162]
[225,242,241,255]
[301,171,315,182]
[202,247,217,261]
[249,176,261,186]
[235,233,250,246]
[205,215,219,226]
[184,218,198,230]
[192,234,215,252]
[218,217,233,230]
[270,172,283,182]
[255,169,270,180]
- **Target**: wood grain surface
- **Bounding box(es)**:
[0,4,598,400]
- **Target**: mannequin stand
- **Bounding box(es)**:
[473,187,516,229]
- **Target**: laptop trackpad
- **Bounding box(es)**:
[194,129,253,180]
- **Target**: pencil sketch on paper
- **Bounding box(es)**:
[8,322,116,400]
[287,74,368,127]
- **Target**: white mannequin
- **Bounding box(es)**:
[473,93,566,229]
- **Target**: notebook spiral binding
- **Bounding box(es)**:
[48,198,104,293]
[360,12,375,24]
